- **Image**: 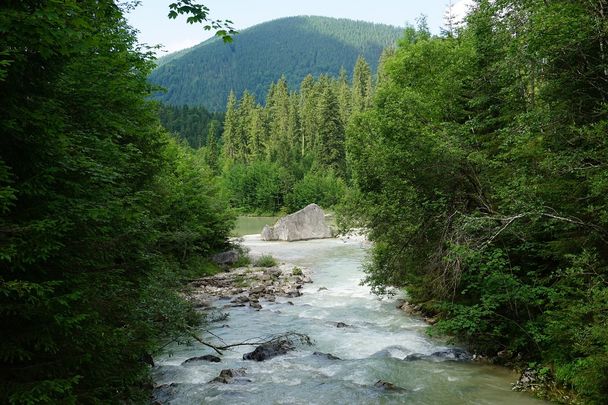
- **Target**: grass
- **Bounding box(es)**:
[254,254,277,267]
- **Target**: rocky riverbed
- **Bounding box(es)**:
[185,261,313,312]
[152,236,546,405]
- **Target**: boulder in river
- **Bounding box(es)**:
[209,368,251,384]
[312,351,341,360]
[182,354,221,364]
[243,339,295,361]
[261,203,333,241]
[374,380,407,392]
[152,382,179,403]
[404,348,471,362]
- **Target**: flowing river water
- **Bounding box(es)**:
[153,232,546,404]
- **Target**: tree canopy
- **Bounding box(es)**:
[0,1,233,402]
[344,1,608,402]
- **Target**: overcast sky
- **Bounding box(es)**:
[126,0,474,55]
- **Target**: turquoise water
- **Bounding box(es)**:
[231,216,279,237]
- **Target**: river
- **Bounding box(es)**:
[152,233,546,404]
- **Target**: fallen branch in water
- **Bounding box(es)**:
[186,329,312,356]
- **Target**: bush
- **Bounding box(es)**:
[222,161,291,214]
[285,170,347,212]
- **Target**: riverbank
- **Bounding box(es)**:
[186,261,313,311]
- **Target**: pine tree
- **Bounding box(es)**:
[220,91,243,164]
[266,76,291,163]
[336,67,353,127]
[299,74,318,157]
[316,85,345,174]
[352,55,373,113]
[204,119,221,173]
[247,106,267,161]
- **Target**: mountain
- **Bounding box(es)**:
[149,16,403,111]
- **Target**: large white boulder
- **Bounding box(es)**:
[261,204,333,241]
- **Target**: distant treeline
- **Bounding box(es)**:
[159,104,224,149]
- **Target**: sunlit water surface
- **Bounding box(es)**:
[153,233,545,404]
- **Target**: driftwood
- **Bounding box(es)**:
[186,329,312,356]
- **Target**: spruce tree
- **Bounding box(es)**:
[316,85,345,175]
[352,55,373,113]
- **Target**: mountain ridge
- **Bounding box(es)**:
[150,15,403,110]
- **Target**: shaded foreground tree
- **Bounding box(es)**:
[0,1,233,403]
[344,1,608,403]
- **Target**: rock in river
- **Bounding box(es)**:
[243,339,295,361]
[312,351,341,360]
[209,368,251,384]
[181,354,221,364]
[261,203,333,241]
[404,347,472,362]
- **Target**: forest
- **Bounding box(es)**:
[1,0,608,403]
[150,15,401,110]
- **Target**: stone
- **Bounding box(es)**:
[374,380,407,392]
[209,368,251,384]
[261,204,333,241]
[182,354,221,364]
[312,351,341,360]
[404,348,471,362]
[250,285,266,294]
[211,249,240,266]
[513,368,540,392]
[336,322,350,328]
[232,296,249,303]
[424,316,437,325]
[243,339,295,361]
[152,382,179,403]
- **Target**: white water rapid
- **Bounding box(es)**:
[152,236,546,404]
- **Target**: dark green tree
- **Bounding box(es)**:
[0,2,233,402]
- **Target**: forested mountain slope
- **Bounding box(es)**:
[150,16,402,110]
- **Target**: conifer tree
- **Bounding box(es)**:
[266,76,291,163]
[336,67,353,127]
[316,85,345,174]
[247,106,267,161]
[220,91,243,164]
[299,74,318,157]
[352,55,373,113]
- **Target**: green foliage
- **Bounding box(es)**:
[345,2,608,402]
[216,64,373,214]
[222,161,290,214]
[285,171,346,212]
[167,1,236,42]
[158,104,224,148]
[255,255,278,268]
[151,16,402,110]
[0,1,233,403]
[233,254,252,268]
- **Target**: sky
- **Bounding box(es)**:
[126,0,474,55]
